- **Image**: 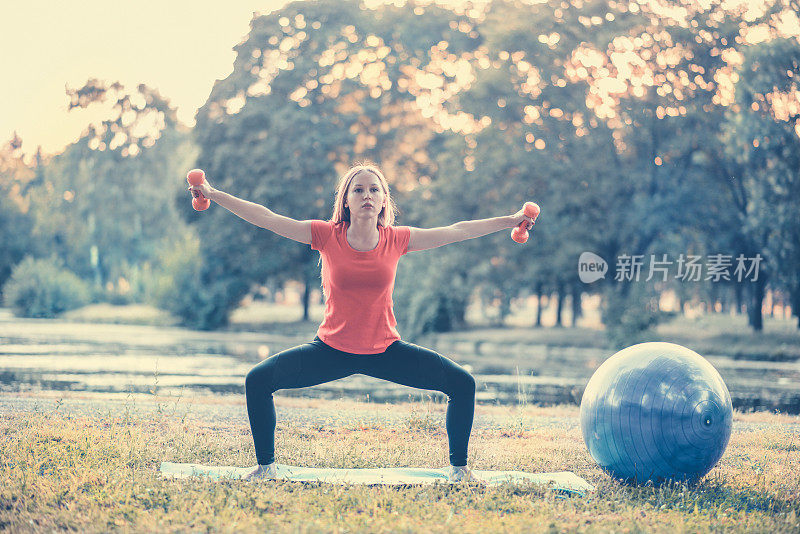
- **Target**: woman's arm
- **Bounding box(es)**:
[208,189,273,228]
[408,215,520,252]
[189,181,312,244]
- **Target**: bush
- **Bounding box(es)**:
[146,235,201,314]
[602,283,665,350]
[2,256,91,318]
[144,233,251,330]
[147,234,231,329]
[395,252,470,342]
[404,287,452,340]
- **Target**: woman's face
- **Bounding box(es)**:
[345,171,386,220]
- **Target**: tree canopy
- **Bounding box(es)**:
[3,0,799,337]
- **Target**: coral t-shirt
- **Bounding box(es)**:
[310,220,411,354]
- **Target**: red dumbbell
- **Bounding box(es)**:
[187,169,211,211]
[511,202,540,243]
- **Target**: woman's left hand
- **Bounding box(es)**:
[510,207,536,230]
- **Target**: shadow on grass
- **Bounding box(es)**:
[599,475,798,515]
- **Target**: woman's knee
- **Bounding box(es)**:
[450,366,476,397]
[245,361,274,394]
[246,345,309,393]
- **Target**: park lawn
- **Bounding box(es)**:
[61,302,800,361]
[61,304,182,327]
[430,314,800,360]
[1,397,799,533]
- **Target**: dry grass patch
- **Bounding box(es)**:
[1,399,799,533]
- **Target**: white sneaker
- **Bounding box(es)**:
[243,463,278,481]
[447,465,486,485]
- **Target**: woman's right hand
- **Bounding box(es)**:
[188,179,216,201]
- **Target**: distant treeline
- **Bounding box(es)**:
[1,0,798,343]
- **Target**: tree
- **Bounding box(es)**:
[421,0,635,330]
[189,0,483,329]
[24,79,194,300]
[181,0,800,336]
[0,133,37,295]
[723,38,800,328]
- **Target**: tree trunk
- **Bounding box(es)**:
[709,283,719,314]
[571,286,582,327]
[452,275,468,329]
[734,282,743,315]
[266,279,278,303]
[302,278,311,322]
[535,282,543,327]
[498,291,511,325]
[748,278,765,332]
[791,285,800,329]
[767,290,774,317]
[555,283,564,327]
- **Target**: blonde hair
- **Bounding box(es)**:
[330,163,399,227]
[317,163,400,294]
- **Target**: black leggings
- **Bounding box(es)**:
[245,336,476,466]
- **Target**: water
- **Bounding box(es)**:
[0,310,282,396]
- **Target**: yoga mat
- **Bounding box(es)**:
[160,462,595,495]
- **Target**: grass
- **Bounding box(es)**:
[430,313,800,361]
[2,395,799,533]
[61,304,180,327]
[655,314,800,361]
[231,301,800,362]
[58,301,800,361]
[18,302,797,530]
[56,301,800,361]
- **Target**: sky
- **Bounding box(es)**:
[4,1,793,159]
[1,0,292,157]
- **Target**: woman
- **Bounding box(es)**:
[188,163,535,483]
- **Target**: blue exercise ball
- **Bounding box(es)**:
[580,342,732,484]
